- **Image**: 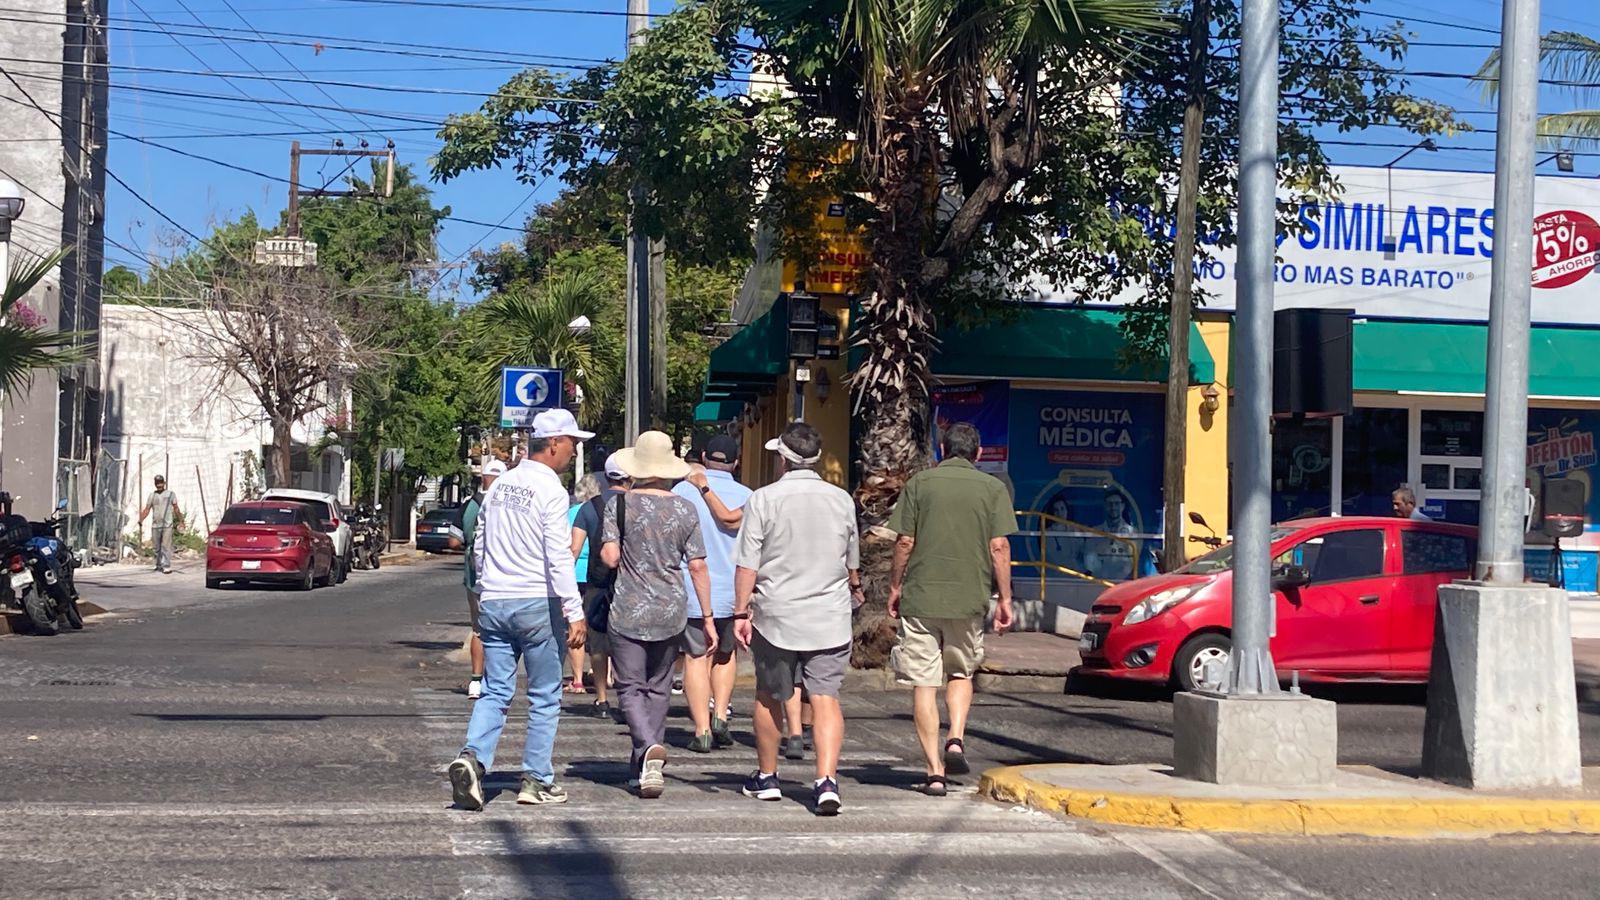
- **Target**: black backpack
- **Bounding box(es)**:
[584,493,625,633]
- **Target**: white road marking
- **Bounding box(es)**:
[1111,830,1325,899]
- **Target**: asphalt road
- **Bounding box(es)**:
[3,556,1599,898]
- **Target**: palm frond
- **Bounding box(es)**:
[1532,110,1600,149]
[1,245,70,314]
[1477,30,1600,107]
[0,325,89,396]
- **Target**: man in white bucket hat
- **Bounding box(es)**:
[448,408,594,811]
[599,430,715,799]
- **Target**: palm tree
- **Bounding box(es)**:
[0,246,85,396]
[472,268,620,426]
[761,0,1171,519]
[1477,31,1600,146]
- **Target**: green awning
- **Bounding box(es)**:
[694,400,744,423]
[1353,320,1600,398]
[707,303,786,382]
[932,306,1216,384]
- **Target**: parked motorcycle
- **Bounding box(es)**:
[27,500,82,629]
[0,493,52,634]
[349,504,386,571]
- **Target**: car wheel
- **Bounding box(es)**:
[300,565,316,591]
[336,554,349,584]
[1173,633,1232,693]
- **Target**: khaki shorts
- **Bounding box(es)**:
[893,615,984,687]
[466,588,482,637]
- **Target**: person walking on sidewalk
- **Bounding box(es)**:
[138,475,181,574]
[600,431,715,799]
[676,435,752,753]
[572,455,631,722]
[886,422,1016,797]
[733,422,862,816]
[458,460,506,701]
[564,472,603,696]
[447,409,592,811]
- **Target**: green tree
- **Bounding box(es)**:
[1476,31,1600,146]
[0,246,85,395]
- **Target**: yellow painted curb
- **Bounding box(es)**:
[979,764,1600,837]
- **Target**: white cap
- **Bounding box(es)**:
[482,460,507,477]
[529,408,595,441]
[604,455,629,481]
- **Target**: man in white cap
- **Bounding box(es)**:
[458,458,507,700]
[733,421,862,816]
[448,408,594,811]
[570,452,631,721]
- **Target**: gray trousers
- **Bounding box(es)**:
[608,631,680,773]
[151,525,173,571]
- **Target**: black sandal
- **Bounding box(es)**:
[943,738,970,775]
[920,775,948,797]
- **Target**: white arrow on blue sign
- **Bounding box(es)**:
[499,366,564,428]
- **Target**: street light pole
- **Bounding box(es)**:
[1226,0,1279,695]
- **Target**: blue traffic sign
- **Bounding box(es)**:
[500,366,563,428]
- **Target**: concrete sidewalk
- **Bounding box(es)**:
[981,763,1600,838]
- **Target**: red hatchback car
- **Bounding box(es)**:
[1076,516,1477,692]
[206,501,337,590]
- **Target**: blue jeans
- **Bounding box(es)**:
[461,596,565,784]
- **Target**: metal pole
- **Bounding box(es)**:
[1227,0,1279,694]
[1477,0,1541,585]
[287,141,301,237]
[622,0,651,442]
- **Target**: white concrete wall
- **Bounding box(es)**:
[98,305,350,539]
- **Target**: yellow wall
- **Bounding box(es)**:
[1182,315,1231,556]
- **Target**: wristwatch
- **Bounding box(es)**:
[732,611,752,620]
[698,482,713,495]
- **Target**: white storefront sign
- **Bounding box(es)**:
[1042,166,1600,325]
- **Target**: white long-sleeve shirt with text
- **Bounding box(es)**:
[472,458,584,622]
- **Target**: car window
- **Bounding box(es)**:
[1274,529,1385,583]
[1402,530,1473,575]
[423,508,460,524]
[221,506,300,526]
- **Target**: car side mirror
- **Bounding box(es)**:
[1273,565,1311,589]
[56,499,69,511]
[1188,511,1207,527]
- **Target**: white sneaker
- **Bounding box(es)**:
[467,679,483,700]
[638,744,667,799]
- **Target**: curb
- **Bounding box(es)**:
[979,764,1600,837]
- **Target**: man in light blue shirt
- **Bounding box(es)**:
[674,435,753,753]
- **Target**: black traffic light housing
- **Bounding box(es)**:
[786,291,820,360]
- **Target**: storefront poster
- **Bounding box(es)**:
[931,381,1010,475]
[1527,408,1600,551]
[1008,388,1164,582]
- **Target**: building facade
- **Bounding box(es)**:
[0,0,109,523]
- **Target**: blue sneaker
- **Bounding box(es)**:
[812,777,841,816]
[741,771,781,801]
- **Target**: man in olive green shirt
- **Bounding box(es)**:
[886,422,1016,794]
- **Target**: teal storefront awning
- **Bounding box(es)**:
[1354,320,1600,398]
[932,306,1216,385]
[694,400,744,423]
[707,302,786,383]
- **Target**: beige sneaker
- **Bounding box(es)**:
[638,744,667,799]
[517,776,568,805]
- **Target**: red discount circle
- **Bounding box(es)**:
[1533,209,1600,289]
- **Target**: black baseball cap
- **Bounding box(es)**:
[704,435,741,465]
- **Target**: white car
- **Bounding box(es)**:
[259,488,351,583]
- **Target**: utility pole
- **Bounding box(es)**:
[1161,0,1210,573]
[623,0,666,441]
[1170,0,1338,790]
[286,140,397,238]
[1421,0,1582,790]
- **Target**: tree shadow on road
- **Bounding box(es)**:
[483,817,630,899]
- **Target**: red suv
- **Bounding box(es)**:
[1076,516,1477,691]
[206,501,337,590]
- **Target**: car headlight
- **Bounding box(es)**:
[1122,584,1204,625]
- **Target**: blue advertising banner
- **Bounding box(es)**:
[1008,388,1165,582]
[1527,407,1600,551]
[931,381,1010,476]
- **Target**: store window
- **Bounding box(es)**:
[1272,418,1333,522]
[1419,409,1484,524]
[1342,408,1408,517]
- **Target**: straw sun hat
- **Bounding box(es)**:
[608,431,690,481]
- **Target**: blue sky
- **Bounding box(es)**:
[87,0,1600,296]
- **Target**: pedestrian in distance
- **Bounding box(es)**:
[599,431,716,799]
[447,409,592,811]
[886,421,1016,797]
[565,472,604,696]
[571,455,631,722]
[1392,486,1431,520]
[676,435,753,753]
[733,422,862,816]
[458,459,506,701]
[138,475,181,574]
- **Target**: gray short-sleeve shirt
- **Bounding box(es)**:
[602,492,706,642]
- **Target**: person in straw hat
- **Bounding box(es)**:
[599,431,715,799]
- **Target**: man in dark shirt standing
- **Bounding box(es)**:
[886,422,1016,796]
